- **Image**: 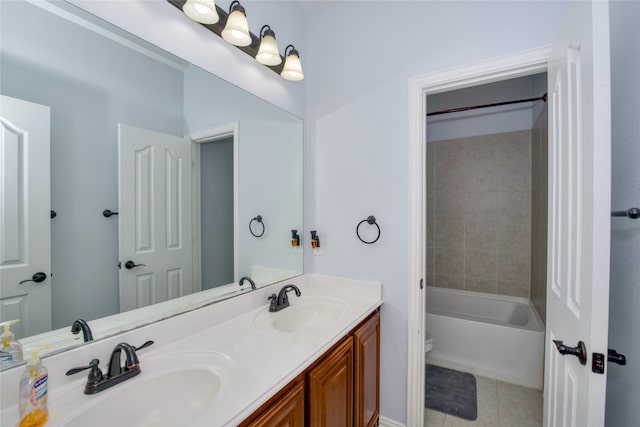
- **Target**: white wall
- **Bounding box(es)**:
[605,1,640,425]
[304,2,568,423]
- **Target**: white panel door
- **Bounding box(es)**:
[0,95,51,338]
[544,1,611,426]
[118,124,193,312]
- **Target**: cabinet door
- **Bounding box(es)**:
[354,310,380,427]
[242,381,305,427]
[309,336,354,427]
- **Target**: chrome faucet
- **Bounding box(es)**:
[268,284,301,312]
[239,276,256,290]
[66,340,153,394]
[71,319,93,342]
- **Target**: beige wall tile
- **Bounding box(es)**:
[465,249,497,279]
[496,191,531,222]
[464,138,499,193]
[497,220,531,253]
[435,191,464,222]
[434,274,464,289]
[497,250,530,282]
[435,140,465,193]
[435,219,464,248]
[436,247,464,276]
[427,246,435,274]
[497,281,530,298]
[466,278,498,294]
[497,160,531,193]
[464,191,498,221]
[465,220,498,250]
[496,130,531,164]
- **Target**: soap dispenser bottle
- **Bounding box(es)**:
[19,345,50,427]
[0,319,23,367]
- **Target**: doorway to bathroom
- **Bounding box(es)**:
[408,10,613,422]
[422,73,548,426]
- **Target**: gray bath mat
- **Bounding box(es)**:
[425,364,478,421]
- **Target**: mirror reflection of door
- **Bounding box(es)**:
[117,123,193,312]
[0,95,52,338]
[198,136,234,290]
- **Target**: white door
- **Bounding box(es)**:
[544,1,611,426]
[0,95,52,338]
[118,124,193,312]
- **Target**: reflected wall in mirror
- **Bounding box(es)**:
[0,0,303,368]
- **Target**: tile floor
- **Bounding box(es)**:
[425,373,543,427]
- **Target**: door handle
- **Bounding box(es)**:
[553,340,587,365]
[608,349,627,366]
[124,261,146,270]
[19,272,47,285]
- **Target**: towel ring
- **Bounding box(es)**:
[249,215,265,237]
[356,215,381,244]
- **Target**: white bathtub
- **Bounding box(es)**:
[426,286,545,390]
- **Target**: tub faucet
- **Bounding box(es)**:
[268,284,301,312]
[71,318,93,342]
[239,276,256,290]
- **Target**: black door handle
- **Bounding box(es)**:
[553,340,587,365]
[608,349,627,366]
[19,272,47,285]
[124,261,146,269]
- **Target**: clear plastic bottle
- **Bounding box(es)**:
[0,319,23,367]
[18,345,50,427]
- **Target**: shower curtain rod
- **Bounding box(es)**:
[427,93,547,117]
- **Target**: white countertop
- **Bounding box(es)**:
[0,274,382,426]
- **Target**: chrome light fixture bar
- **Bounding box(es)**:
[168,0,303,80]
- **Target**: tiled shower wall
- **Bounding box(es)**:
[426,130,532,297]
[531,104,548,322]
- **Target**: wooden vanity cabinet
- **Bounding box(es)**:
[240,380,306,427]
[241,309,380,427]
[354,310,380,427]
[309,336,354,426]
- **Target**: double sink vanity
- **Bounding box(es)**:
[0,274,382,426]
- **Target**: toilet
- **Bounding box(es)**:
[425,331,434,355]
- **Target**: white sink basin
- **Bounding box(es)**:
[56,351,234,427]
[254,296,351,333]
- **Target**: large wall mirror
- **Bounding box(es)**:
[0,0,303,369]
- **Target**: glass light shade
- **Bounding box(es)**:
[256,33,281,66]
[221,7,251,46]
[182,0,219,24]
[281,50,304,81]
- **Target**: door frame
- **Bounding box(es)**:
[189,121,239,292]
[406,46,551,426]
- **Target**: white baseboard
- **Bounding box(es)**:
[379,415,407,427]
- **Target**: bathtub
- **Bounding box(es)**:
[426,286,545,390]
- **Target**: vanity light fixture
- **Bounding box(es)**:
[256,25,282,66]
[168,0,303,81]
[182,0,219,24]
[281,45,304,81]
[221,0,251,47]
